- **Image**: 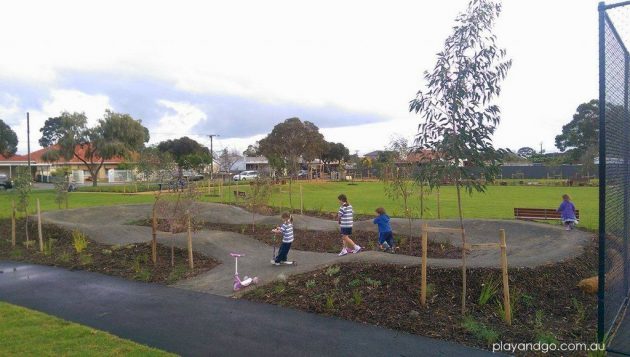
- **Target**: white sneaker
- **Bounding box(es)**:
[338,248,348,256]
[352,246,362,254]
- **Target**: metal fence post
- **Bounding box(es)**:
[597,1,607,343]
[625,50,630,299]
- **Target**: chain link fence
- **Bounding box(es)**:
[599,1,630,354]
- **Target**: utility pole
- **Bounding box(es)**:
[27,112,31,181]
[207,134,219,180]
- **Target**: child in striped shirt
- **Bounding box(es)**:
[272,212,294,265]
[337,194,361,256]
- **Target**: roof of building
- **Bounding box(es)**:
[0,145,127,165]
[363,151,382,158]
[244,156,269,164]
[397,150,436,163]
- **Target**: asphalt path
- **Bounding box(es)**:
[0,261,497,357]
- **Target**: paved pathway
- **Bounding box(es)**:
[0,262,496,357]
[42,203,592,296]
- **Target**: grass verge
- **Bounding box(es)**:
[0,302,174,356]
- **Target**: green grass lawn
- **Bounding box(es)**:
[0,181,598,230]
[0,191,155,219]
[262,182,598,231]
[0,302,173,356]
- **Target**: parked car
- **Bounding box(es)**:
[297,170,308,179]
[0,174,13,189]
[233,170,259,181]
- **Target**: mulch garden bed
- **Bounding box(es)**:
[242,239,598,355]
[133,218,461,259]
[213,201,374,221]
[202,222,462,259]
[0,219,219,284]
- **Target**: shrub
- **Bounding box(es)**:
[134,268,152,282]
[521,293,535,308]
[534,310,544,329]
[365,277,382,288]
[496,288,520,321]
[10,249,23,259]
[274,282,286,294]
[43,239,56,256]
[461,316,499,345]
[58,251,71,264]
[72,230,88,254]
[167,265,188,284]
[572,297,586,324]
[326,265,340,277]
[325,294,335,310]
[536,331,559,345]
[305,279,316,289]
[478,278,499,306]
[79,254,93,266]
[352,290,362,306]
[348,279,362,288]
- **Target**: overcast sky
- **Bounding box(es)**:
[0,0,601,156]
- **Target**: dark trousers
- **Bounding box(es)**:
[275,242,292,263]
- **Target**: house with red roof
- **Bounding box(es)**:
[0,145,127,183]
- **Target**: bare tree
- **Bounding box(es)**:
[247,177,273,232]
[155,183,202,269]
[382,137,416,250]
[215,148,242,173]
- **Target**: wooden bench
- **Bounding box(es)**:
[233,190,247,199]
[514,208,580,221]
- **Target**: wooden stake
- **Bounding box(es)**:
[151,203,157,264]
[37,199,43,252]
[235,180,239,203]
[436,188,441,219]
[207,179,211,195]
[421,223,428,306]
[500,229,511,325]
[11,200,16,248]
[300,184,303,215]
[187,216,194,269]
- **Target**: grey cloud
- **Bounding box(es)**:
[3,70,387,139]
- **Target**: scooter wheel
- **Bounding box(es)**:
[233,282,241,291]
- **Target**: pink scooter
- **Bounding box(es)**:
[231,253,259,291]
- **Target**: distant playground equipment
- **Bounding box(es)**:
[231,253,258,291]
[420,224,512,325]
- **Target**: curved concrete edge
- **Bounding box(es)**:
[39,203,594,297]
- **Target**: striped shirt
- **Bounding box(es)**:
[338,204,353,228]
[280,222,294,243]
